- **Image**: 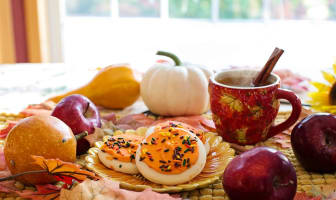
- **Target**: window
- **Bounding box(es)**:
[66,0,111,16]
[119,0,160,17]
[62,0,336,79]
[169,0,211,19]
[219,0,263,19]
[65,0,336,20]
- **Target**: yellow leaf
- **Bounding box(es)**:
[236,128,248,144]
[310,81,331,92]
[212,114,221,126]
[322,71,336,85]
[31,155,98,182]
[249,105,263,118]
[220,93,243,112]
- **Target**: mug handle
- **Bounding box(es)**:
[267,88,302,139]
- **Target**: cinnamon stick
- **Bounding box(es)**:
[253,47,284,87]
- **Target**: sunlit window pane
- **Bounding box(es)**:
[66,0,111,16]
[330,0,336,19]
[219,0,263,19]
[119,0,160,17]
[268,0,336,20]
[169,0,211,19]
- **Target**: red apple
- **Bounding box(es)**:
[51,94,101,155]
[223,147,297,200]
[291,113,336,172]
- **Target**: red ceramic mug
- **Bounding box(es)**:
[209,69,302,145]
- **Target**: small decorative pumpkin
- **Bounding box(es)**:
[141,51,213,116]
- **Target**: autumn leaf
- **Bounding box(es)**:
[0,147,16,193]
[31,155,98,184]
[16,184,61,200]
[272,134,291,149]
[235,127,248,144]
[0,121,17,138]
[220,93,243,112]
[212,114,221,126]
[248,105,263,119]
[294,192,322,200]
[84,127,106,147]
[59,178,180,200]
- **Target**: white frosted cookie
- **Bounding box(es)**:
[98,134,143,175]
[136,127,206,185]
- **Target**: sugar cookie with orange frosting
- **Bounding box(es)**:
[146,121,210,154]
[136,127,206,185]
[98,134,144,174]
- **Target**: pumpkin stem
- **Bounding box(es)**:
[75,131,88,140]
[156,51,182,66]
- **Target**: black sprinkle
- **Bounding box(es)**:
[149,157,154,161]
[119,164,122,168]
[164,149,169,152]
[159,160,166,163]
[159,165,166,168]
[161,138,166,143]
[140,157,145,161]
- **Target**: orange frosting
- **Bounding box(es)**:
[101,134,144,163]
[155,121,206,143]
[140,125,199,174]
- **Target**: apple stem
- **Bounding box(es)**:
[0,170,47,182]
[75,131,88,140]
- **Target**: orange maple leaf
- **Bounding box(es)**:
[31,155,98,183]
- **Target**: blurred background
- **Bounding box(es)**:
[0,0,336,112]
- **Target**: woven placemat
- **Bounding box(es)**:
[0,112,334,199]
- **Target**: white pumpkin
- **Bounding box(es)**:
[140,51,213,116]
